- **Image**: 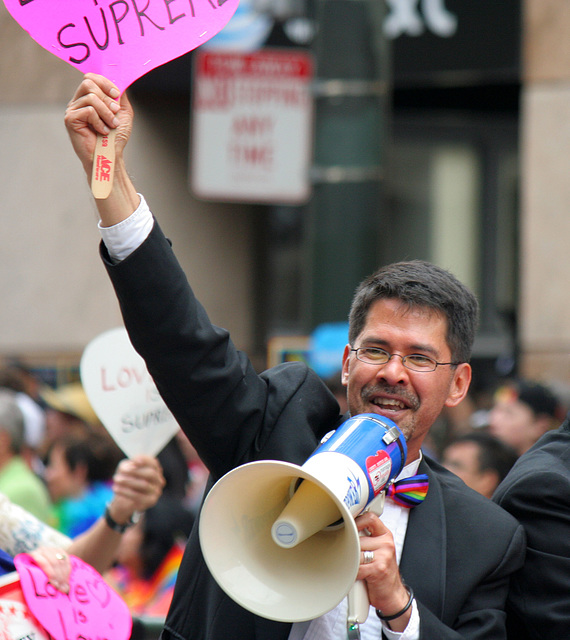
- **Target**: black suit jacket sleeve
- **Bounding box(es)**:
[102,219,344,640]
[101,220,341,478]
[493,425,570,640]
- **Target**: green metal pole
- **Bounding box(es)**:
[305,0,389,329]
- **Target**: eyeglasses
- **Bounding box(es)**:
[350,347,461,373]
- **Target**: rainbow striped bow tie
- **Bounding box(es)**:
[386,474,429,507]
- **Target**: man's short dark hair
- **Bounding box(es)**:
[52,432,124,483]
[453,432,518,483]
[495,380,562,419]
[348,260,479,363]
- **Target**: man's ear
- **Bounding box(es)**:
[445,363,472,408]
[341,344,351,385]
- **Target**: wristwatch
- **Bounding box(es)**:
[104,503,141,533]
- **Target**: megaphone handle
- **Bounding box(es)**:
[346,491,387,638]
[347,579,370,636]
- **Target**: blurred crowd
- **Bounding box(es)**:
[3,355,568,629]
[0,360,208,621]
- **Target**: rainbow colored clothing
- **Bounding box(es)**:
[107,542,185,617]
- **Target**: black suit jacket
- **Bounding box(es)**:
[103,221,525,640]
[493,418,570,640]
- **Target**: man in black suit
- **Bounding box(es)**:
[493,417,570,639]
[64,73,525,640]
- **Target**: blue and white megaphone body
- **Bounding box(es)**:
[199,414,407,624]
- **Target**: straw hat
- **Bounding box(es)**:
[41,382,100,427]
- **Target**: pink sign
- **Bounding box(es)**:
[2,0,239,93]
[14,553,132,640]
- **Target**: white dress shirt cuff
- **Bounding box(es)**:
[382,599,420,640]
[98,193,154,262]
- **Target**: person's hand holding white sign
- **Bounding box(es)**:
[80,327,180,457]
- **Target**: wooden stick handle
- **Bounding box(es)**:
[91,129,117,199]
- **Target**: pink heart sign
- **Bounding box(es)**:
[2,0,239,93]
[15,553,132,640]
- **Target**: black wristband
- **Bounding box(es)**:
[104,503,140,533]
[375,586,414,622]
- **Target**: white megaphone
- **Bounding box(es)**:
[199,413,407,624]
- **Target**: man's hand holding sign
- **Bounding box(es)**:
[3,0,239,197]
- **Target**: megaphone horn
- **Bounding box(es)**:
[199,414,407,623]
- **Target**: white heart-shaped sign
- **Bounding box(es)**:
[80,327,180,457]
[3,0,239,93]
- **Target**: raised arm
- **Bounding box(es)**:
[64,73,139,226]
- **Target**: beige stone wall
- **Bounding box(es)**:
[519,0,570,385]
[0,5,80,105]
[0,4,254,371]
[523,0,570,83]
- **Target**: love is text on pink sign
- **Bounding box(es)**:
[15,553,132,640]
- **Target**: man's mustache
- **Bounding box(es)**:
[361,383,420,412]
